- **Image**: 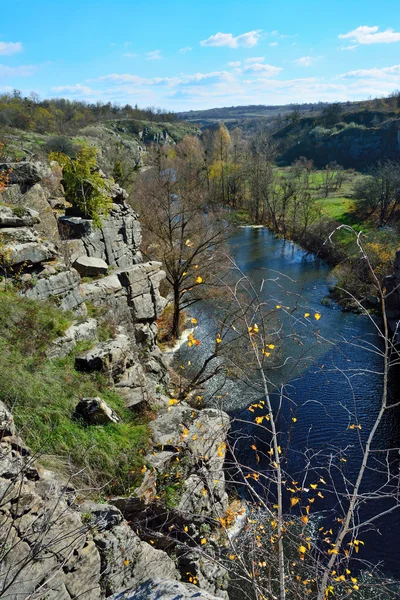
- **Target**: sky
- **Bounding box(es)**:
[1,0,400,111]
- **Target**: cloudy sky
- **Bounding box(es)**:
[1,0,400,110]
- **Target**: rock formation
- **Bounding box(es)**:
[0,160,232,600]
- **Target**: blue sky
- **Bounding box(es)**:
[1,0,400,110]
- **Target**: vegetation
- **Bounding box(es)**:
[0,291,149,494]
[0,90,177,134]
[50,144,113,227]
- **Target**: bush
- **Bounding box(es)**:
[50,145,113,227]
[45,136,76,157]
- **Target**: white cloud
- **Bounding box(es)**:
[294,56,314,67]
[0,41,23,55]
[339,25,400,45]
[228,61,241,67]
[244,56,265,64]
[270,42,278,47]
[0,63,36,77]
[146,50,162,60]
[243,63,282,77]
[200,30,261,48]
[123,53,137,58]
[340,64,400,78]
[52,84,96,96]
[179,46,192,53]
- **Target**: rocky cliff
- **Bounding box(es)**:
[0,160,232,599]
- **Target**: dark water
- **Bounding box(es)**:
[174,227,400,578]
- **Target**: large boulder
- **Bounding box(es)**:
[73,255,109,277]
[107,579,223,600]
[75,333,134,381]
[0,227,58,267]
[73,397,120,425]
[0,161,50,185]
[0,206,40,228]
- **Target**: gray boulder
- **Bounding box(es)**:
[107,579,223,600]
[0,206,40,228]
[73,397,120,425]
[0,161,50,185]
[75,333,134,381]
[48,318,98,359]
[73,255,109,277]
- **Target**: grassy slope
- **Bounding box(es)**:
[0,290,149,495]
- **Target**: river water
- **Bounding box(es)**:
[173,226,400,579]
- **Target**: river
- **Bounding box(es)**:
[173,226,400,579]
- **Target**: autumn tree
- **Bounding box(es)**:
[132,142,228,339]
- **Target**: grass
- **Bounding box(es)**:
[0,290,150,495]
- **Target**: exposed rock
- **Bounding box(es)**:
[107,579,223,600]
[23,265,85,312]
[93,519,179,597]
[73,397,120,425]
[48,196,70,210]
[0,400,15,437]
[73,255,109,277]
[59,201,142,268]
[0,225,58,267]
[0,206,40,227]
[75,333,134,381]
[21,183,60,243]
[48,318,98,359]
[0,161,50,185]
[150,406,230,518]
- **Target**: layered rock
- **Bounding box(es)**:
[0,401,179,600]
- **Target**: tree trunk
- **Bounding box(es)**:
[171,284,181,340]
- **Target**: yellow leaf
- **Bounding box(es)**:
[196,276,203,284]
[314,313,321,321]
[268,344,275,349]
[255,416,264,424]
[299,545,307,554]
[292,417,297,422]
[291,497,300,507]
[301,515,309,525]
[184,526,188,532]
[276,305,282,309]
[191,318,198,324]
[124,559,130,566]
[216,336,222,344]
[201,538,207,545]
[169,399,178,406]
[304,313,310,318]
[253,323,259,332]
[310,483,318,490]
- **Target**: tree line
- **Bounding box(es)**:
[0,90,177,134]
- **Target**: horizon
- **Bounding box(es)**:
[1,0,400,111]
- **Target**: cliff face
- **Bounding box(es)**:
[0,161,231,600]
[277,118,400,169]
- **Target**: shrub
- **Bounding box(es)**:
[45,136,76,157]
[49,145,113,227]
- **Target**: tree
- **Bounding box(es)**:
[353,160,400,226]
[49,145,113,227]
[176,241,400,600]
[132,144,228,339]
[320,103,343,127]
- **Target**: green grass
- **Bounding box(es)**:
[0,290,149,495]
